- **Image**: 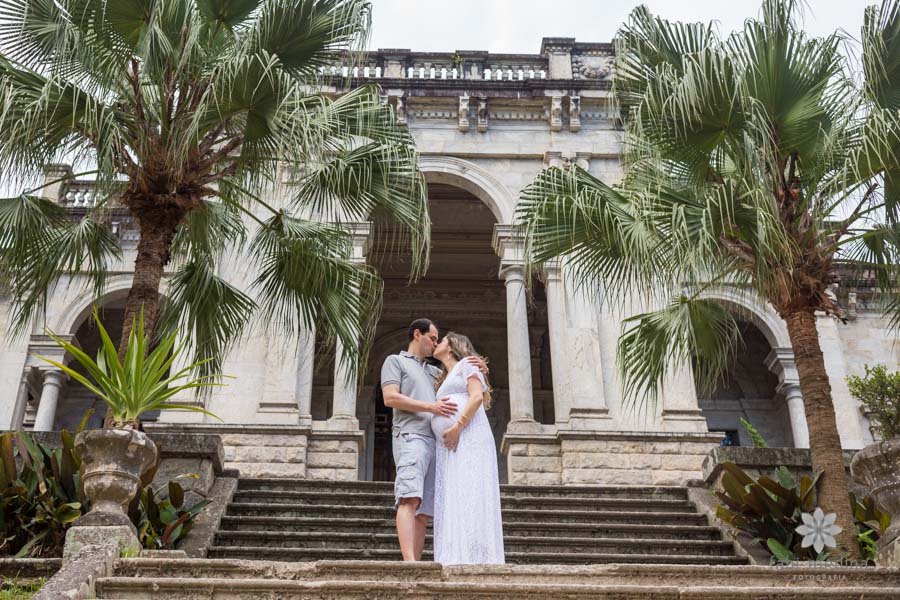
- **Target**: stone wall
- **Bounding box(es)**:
[145,424,310,479]
[504,429,724,486]
[306,430,362,481]
[702,446,864,494]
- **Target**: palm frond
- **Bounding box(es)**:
[617,296,741,415]
[249,212,382,374]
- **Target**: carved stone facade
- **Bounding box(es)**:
[1,38,895,486]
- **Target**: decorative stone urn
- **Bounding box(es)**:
[850,439,900,566]
[74,428,158,532]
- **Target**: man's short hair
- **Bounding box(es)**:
[408,318,435,342]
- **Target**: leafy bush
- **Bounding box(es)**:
[0,421,88,557]
[852,492,890,562]
[1,428,209,556]
[715,462,890,562]
[847,365,900,441]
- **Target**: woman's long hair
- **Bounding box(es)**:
[434,332,493,408]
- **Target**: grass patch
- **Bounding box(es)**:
[0,579,43,600]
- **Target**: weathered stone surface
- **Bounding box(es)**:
[0,558,61,581]
[149,433,225,474]
[235,462,307,478]
[74,429,157,531]
[151,457,216,501]
[225,445,308,464]
[218,433,309,447]
[63,526,139,563]
[35,542,116,600]
[851,440,900,559]
[181,476,238,559]
[305,451,358,469]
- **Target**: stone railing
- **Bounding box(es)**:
[318,38,613,83]
[59,180,102,208]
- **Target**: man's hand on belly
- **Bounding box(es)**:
[429,397,457,417]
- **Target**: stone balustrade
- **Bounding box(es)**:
[316,38,613,83]
[60,182,102,208]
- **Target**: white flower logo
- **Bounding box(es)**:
[796,507,842,553]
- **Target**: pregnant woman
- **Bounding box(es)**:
[430,332,505,565]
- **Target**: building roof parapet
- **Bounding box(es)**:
[318,38,613,83]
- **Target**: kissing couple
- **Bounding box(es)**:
[380,318,505,565]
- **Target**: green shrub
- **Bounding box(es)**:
[0,420,88,557]
[1,428,209,557]
[131,478,210,550]
[847,365,900,441]
[715,462,889,562]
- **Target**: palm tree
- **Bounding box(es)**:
[0,1,428,395]
[517,0,900,558]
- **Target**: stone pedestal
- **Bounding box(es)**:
[63,525,139,562]
[850,440,900,567]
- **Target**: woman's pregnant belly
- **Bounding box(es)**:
[431,394,466,440]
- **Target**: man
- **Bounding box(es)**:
[380,318,456,561]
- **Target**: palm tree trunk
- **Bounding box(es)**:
[102,204,182,428]
[783,310,859,559]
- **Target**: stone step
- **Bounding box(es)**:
[218,516,723,540]
[205,546,748,565]
[212,531,736,556]
[113,559,900,588]
[229,490,698,512]
[237,478,690,500]
[225,502,712,525]
[94,575,900,599]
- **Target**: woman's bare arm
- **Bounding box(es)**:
[442,376,485,451]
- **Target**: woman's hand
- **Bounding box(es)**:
[443,423,461,452]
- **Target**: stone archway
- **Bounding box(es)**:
[697,287,808,448]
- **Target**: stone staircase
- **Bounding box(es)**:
[88,479,900,598]
[199,478,741,564]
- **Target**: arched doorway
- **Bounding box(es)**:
[696,320,796,447]
[350,182,553,482]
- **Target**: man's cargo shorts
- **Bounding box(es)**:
[392,430,435,517]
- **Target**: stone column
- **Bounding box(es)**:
[542,262,570,422]
[766,348,811,449]
[781,382,810,448]
[296,326,316,423]
[33,369,67,432]
[659,364,709,432]
[328,222,371,430]
[500,265,535,423]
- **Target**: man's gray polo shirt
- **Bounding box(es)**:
[381,350,442,437]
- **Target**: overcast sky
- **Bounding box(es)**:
[368,0,868,54]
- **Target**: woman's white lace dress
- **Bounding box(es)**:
[430,360,505,565]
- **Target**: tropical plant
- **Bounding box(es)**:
[0,420,89,557]
[847,364,900,440]
[851,491,891,561]
[0,0,428,402]
[517,0,900,557]
[715,462,890,563]
[36,309,221,428]
[130,477,210,550]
